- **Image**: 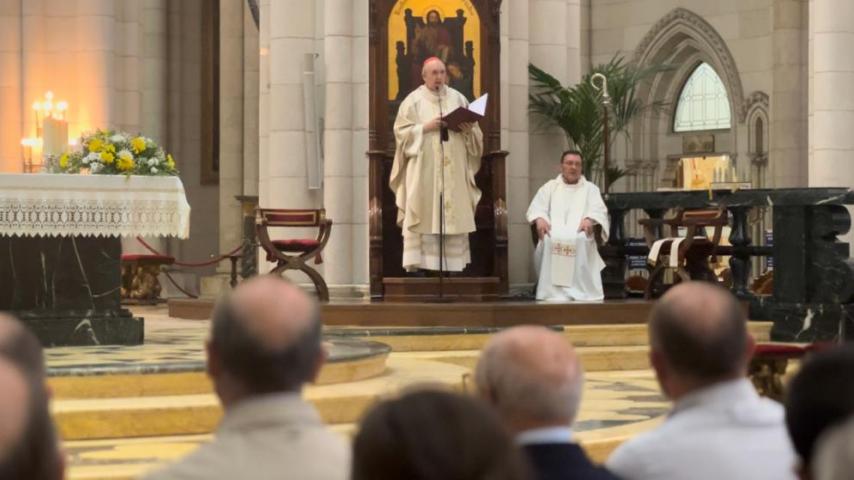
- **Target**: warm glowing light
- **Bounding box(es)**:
[21,138,37,147]
[68,138,78,147]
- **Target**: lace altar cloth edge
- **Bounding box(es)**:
[0,174,191,238]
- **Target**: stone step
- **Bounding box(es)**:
[64,369,668,480]
[53,357,468,441]
[336,322,772,351]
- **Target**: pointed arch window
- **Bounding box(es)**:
[673,63,731,132]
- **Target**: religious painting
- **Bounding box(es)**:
[387,0,481,102]
[682,134,715,155]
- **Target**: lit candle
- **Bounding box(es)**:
[42,116,68,157]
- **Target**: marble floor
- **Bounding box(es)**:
[49,305,682,480]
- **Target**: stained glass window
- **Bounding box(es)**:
[673,63,731,132]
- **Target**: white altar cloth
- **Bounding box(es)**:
[0,174,190,238]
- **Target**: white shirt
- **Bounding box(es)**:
[606,378,797,480]
[516,426,573,445]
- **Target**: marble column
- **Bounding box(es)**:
[216,0,248,276]
[259,0,321,277]
[810,0,854,188]
[0,1,22,172]
[351,0,370,287]
[72,0,119,133]
[243,8,260,197]
[141,0,168,141]
[770,0,808,188]
[810,0,854,246]
[506,0,531,286]
[115,0,143,134]
[322,0,355,287]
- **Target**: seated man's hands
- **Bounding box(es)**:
[535,217,551,240]
[578,217,596,236]
[458,122,475,133]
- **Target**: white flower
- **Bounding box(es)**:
[110,134,126,144]
[150,167,158,174]
[90,162,103,173]
[83,152,100,164]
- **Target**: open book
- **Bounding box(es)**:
[443,93,487,132]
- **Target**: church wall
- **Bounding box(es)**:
[585,0,809,192]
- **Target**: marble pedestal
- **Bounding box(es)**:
[0,235,143,346]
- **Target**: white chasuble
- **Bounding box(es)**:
[526,175,610,301]
[390,85,484,271]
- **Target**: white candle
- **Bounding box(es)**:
[42,117,68,157]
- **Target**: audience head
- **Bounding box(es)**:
[560,150,583,184]
[207,275,323,406]
[0,357,63,480]
[0,313,45,382]
[352,388,531,480]
[785,345,854,479]
[475,325,584,433]
[647,281,752,399]
[813,414,854,480]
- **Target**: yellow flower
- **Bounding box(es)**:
[117,157,134,172]
[130,137,146,154]
[100,152,115,164]
[87,138,104,153]
[104,143,116,153]
[166,154,175,169]
[59,153,68,169]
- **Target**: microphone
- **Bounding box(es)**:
[436,84,449,142]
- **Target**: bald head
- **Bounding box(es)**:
[649,282,749,382]
[209,275,322,396]
[475,326,584,427]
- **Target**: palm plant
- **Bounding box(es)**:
[529,55,670,190]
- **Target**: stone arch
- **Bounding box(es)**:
[628,8,746,188]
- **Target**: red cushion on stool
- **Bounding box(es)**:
[267,239,323,264]
[121,254,175,265]
[753,343,808,359]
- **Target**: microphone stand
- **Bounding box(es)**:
[436,85,448,301]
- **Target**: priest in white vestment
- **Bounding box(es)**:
[390,57,484,271]
[526,150,610,301]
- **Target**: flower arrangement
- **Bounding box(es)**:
[54,129,178,176]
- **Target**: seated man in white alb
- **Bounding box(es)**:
[526,150,609,301]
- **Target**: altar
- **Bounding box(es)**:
[0,174,190,346]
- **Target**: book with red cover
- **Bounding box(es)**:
[443,93,488,132]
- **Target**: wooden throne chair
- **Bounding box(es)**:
[256,208,332,302]
[640,208,728,299]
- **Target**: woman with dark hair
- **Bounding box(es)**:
[352,389,532,480]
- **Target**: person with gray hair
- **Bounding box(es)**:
[474,325,618,480]
[145,275,349,480]
[606,281,796,480]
